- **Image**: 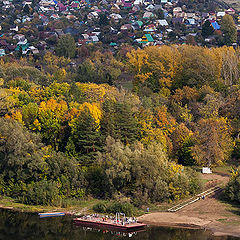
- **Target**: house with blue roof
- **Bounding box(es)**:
[0,49,5,56]
[210,21,220,30]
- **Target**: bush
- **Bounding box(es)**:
[92,201,136,216]
[225,169,240,203]
[92,202,107,213]
[106,202,135,216]
[21,180,62,206]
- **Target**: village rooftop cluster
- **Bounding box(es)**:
[0,0,239,56]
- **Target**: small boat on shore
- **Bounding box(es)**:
[73,213,146,231]
[39,212,65,218]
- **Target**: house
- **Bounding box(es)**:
[39,0,55,7]
[109,13,122,21]
[132,20,143,30]
[141,33,154,43]
[13,34,26,41]
[55,29,64,37]
[132,5,140,12]
[120,24,132,31]
[27,46,39,55]
[165,2,173,9]
[144,0,154,5]
[202,167,212,174]
[10,26,19,32]
[216,11,225,19]
[88,11,98,19]
[146,4,155,11]
[143,27,155,33]
[15,39,29,54]
[88,35,99,43]
[161,0,167,4]
[111,4,120,13]
[210,20,220,30]
[172,17,184,25]
[133,0,144,5]
[226,8,235,15]
[143,11,154,18]
[156,19,168,27]
[23,0,32,7]
[0,49,5,56]
[173,7,182,16]
[66,14,77,20]
[57,3,67,11]
[50,14,60,20]
[123,2,132,8]
[186,18,195,26]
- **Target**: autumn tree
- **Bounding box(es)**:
[173,46,221,89]
[35,99,68,150]
[171,123,195,165]
[127,46,180,94]
[192,118,233,166]
[221,15,237,46]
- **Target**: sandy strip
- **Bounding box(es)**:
[138,212,240,238]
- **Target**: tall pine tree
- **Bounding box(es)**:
[67,108,102,165]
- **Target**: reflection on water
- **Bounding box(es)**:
[0,209,239,240]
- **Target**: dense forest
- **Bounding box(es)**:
[0,44,240,206]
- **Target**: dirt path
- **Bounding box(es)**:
[138,172,240,238]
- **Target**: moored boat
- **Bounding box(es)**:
[39,212,65,218]
[73,213,146,231]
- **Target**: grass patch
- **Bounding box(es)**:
[217,218,227,222]
[212,166,232,176]
[0,196,109,214]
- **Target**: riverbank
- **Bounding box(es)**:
[139,170,240,238]
[0,167,239,238]
[138,210,240,238]
[0,196,102,215]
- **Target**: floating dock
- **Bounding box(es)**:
[73,217,146,231]
[39,212,65,218]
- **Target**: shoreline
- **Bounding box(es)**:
[1,204,240,238]
[138,212,240,238]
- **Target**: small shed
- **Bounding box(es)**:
[202,167,212,174]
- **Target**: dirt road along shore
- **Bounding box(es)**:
[138,173,240,238]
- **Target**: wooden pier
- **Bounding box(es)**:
[73,217,146,231]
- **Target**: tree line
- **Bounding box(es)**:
[0,44,239,206]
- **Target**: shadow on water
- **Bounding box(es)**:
[0,209,239,240]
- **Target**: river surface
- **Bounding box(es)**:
[0,209,239,240]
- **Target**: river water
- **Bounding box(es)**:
[0,209,239,240]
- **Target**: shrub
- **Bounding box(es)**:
[106,202,135,216]
[225,169,240,203]
[21,180,62,206]
[92,202,107,213]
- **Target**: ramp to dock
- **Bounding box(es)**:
[168,186,221,212]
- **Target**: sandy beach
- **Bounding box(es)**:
[139,173,240,238]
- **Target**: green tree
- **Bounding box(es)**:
[55,34,76,58]
[225,169,240,203]
[221,15,237,45]
[115,102,140,144]
[66,108,102,165]
[201,20,214,38]
[99,14,109,26]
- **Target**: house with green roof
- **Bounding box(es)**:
[141,34,154,44]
